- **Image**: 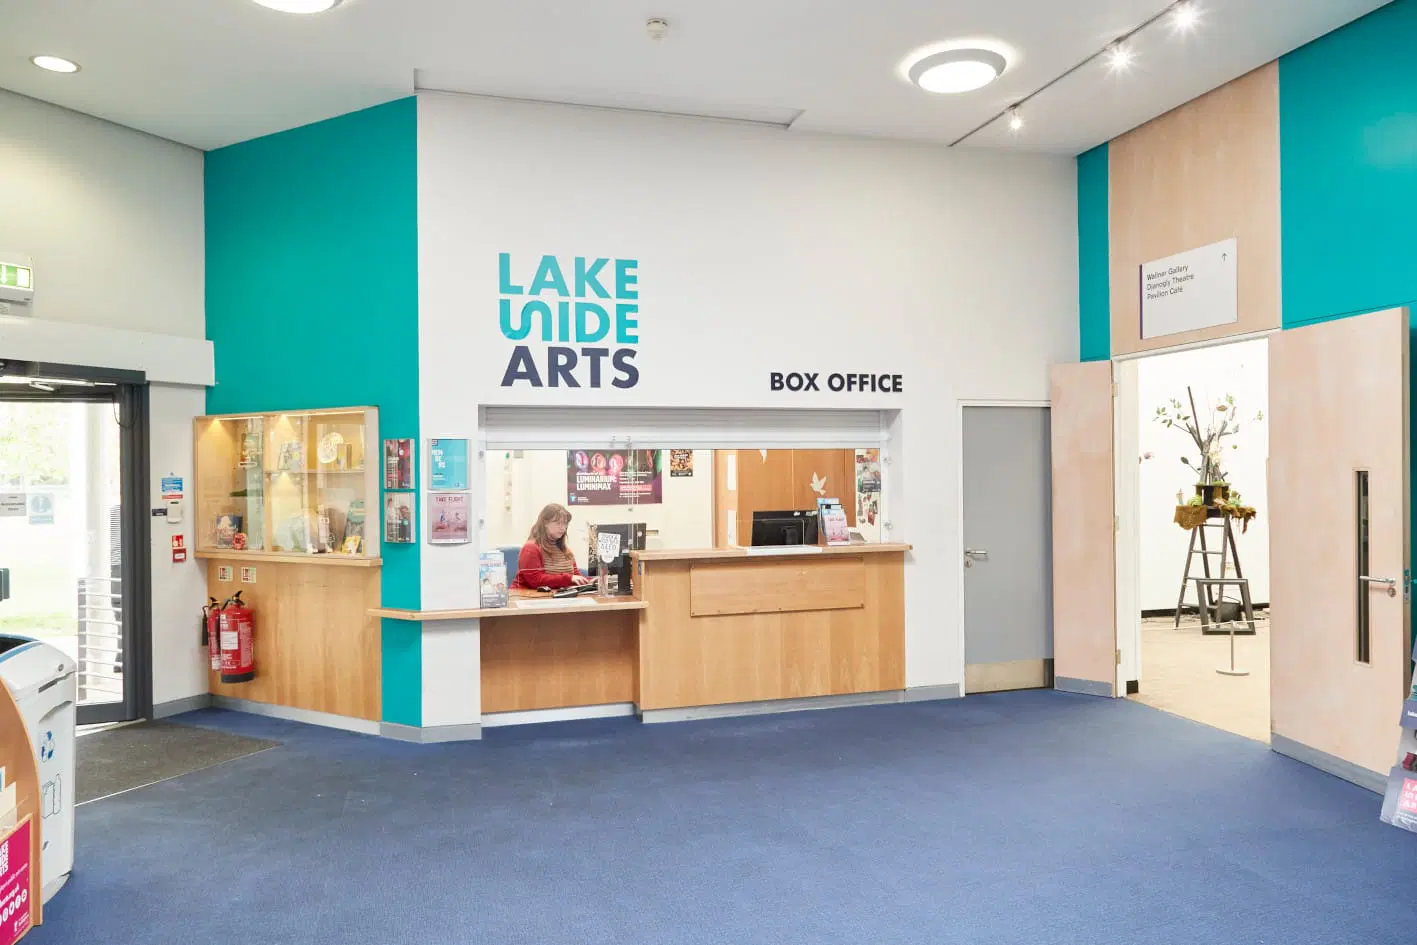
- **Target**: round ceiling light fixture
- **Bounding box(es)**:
[30,55,80,74]
[907,48,1007,94]
[251,0,343,13]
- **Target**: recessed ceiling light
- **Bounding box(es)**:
[907,48,1008,94]
[30,55,80,74]
[251,0,343,13]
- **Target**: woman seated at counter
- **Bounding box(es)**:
[511,503,594,590]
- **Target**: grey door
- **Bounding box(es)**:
[963,406,1054,692]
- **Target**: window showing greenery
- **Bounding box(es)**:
[0,402,71,487]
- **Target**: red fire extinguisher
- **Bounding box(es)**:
[203,597,222,672]
[218,591,256,683]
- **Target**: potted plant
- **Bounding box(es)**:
[1155,386,1262,508]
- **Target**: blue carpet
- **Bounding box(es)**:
[30,691,1417,944]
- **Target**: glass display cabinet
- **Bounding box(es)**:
[193,407,380,561]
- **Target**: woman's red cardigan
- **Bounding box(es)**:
[511,541,582,589]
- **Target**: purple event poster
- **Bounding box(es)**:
[567,449,663,505]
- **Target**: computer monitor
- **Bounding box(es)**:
[750,510,819,547]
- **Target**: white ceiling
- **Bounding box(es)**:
[0,0,1391,153]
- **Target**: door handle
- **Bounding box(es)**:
[1360,576,1398,598]
[964,549,989,560]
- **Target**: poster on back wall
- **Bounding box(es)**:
[567,450,663,505]
[855,449,881,527]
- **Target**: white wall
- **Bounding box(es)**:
[0,91,209,710]
[149,384,210,706]
[485,449,714,555]
[0,90,204,337]
[418,91,1079,701]
[1136,339,1269,611]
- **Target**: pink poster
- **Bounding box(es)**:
[0,820,33,945]
[1400,777,1417,814]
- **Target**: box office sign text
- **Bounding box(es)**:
[771,372,903,394]
[498,253,640,389]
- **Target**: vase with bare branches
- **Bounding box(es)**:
[1154,386,1264,507]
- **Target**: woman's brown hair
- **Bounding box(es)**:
[528,503,572,554]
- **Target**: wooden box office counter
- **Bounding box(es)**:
[633,544,908,714]
[194,408,382,723]
[373,544,909,721]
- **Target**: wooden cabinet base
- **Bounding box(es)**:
[206,558,380,721]
[480,610,638,713]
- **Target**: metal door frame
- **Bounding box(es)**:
[0,359,152,725]
[957,399,1051,696]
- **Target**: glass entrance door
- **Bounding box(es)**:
[0,368,148,725]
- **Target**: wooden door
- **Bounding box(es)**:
[714,449,860,546]
[1051,361,1118,697]
[789,450,856,526]
[1270,308,1410,780]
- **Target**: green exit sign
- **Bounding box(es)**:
[0,263,32,290]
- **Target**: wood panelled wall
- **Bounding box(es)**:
[1108,61,1281,356]
[713,449,857,546]
[206,559,381,721]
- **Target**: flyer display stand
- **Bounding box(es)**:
[1379,635,1417,833]
[0,663,40,940]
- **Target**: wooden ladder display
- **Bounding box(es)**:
[1174,511,1256,635]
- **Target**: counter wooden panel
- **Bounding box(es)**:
[636,548,907,711]
[690,555,865,616]
[481,606,639,713]
[206,557,381,721]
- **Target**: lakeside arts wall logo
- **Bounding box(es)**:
[498,253,640,388]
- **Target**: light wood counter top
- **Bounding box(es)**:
[197,549,382,568]
[370,595,647,622]
[632,542,910,562]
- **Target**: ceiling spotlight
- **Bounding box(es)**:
[1172,1,1200,33]
[1105,41,1134,73]
[251,0,342,13]
[30,55,80,74]
[1008,108,1024,132]
[907,48,1008,94]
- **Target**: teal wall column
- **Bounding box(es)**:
[1076,143,1110,362]
[205,97,422,726]
[1280,0,1417,329]
[1279,0,1417,646]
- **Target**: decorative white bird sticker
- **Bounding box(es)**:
[810,472,827,495]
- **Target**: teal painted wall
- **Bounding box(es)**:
[1278,0,1417,646]
[1076,144,1111,361]
[205,98,422,726]
[1280,0,1417,328]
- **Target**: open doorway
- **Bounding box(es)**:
[1122,338,1271,742]
[0,362,151,725]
